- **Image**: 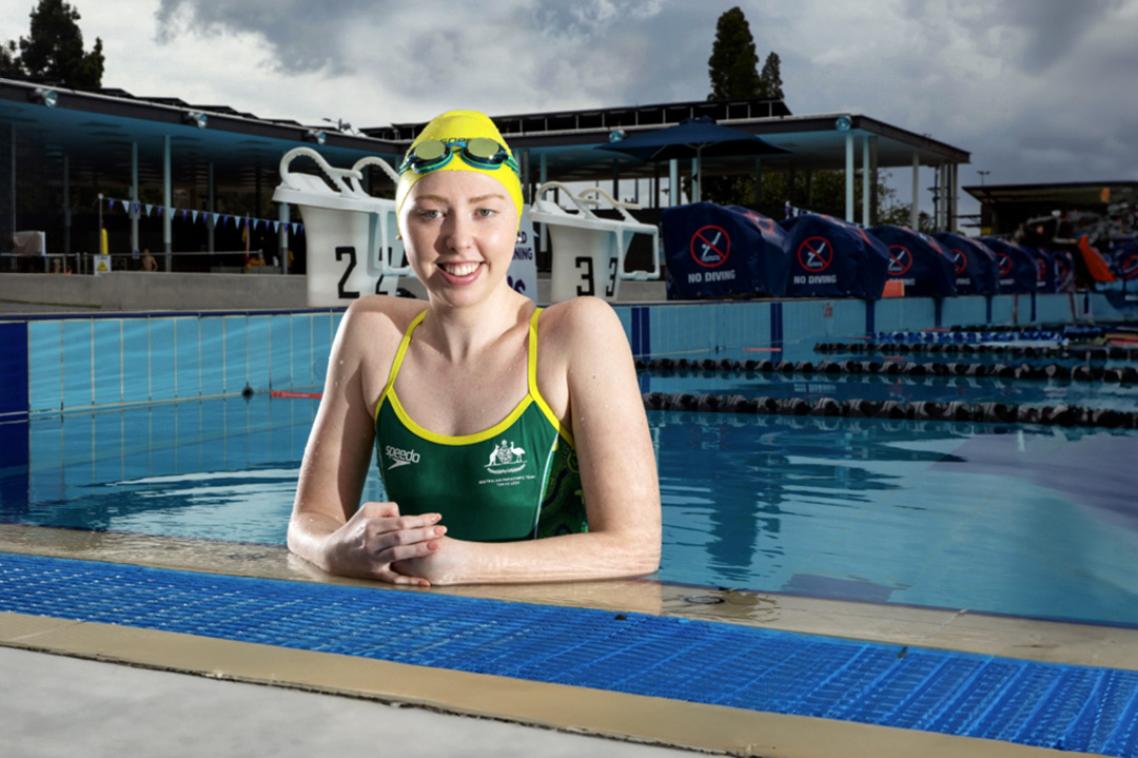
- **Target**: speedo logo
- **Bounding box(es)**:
[385,445,420,469]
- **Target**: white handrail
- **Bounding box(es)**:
[278,147,362,194]
[349,156,401,189]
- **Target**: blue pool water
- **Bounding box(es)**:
[639,371,1138,410]
[3,394,1136,627]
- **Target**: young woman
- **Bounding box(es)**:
[288,110,660,586]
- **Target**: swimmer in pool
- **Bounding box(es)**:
[287,110,661,586]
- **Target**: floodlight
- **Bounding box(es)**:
[834,115,852,132]
[30,87,58,108]
[305,129,327,145]
[183,111,208,128]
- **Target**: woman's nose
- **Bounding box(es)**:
[445,213,474,251]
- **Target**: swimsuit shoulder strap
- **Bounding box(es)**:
[527,307,574,447]
[379,308,427,407]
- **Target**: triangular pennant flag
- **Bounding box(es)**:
[273,220,280,233]
[191,210,198,223]
[290,222,298,234]
[252,219,260,231]
[144,204,153,216]
[105,197,114,209]
[211,213,219,226]
[180,208,188,220]
[120,199,129,212]
[298,223,304,234]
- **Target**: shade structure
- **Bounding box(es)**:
[870,225,957,298]
[933,232,1000,296]
[599,117,786,202]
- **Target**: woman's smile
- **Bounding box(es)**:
[437,260,484,285]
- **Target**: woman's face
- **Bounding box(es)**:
[400,170,519,308]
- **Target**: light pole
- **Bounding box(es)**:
[978,170,990,186]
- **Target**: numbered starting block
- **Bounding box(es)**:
[272,148,406,307]
[530,182,660,303]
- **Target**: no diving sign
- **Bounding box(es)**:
[690,225,731,269]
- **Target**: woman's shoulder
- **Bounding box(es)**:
[339,295,428,356]
[538,296,625,352]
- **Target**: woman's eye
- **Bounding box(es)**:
[477,208,497,218]
[417,209,442,220]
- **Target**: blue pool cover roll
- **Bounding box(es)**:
[1,552,1136,756]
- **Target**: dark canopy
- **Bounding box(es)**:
[661,202,790,299]
[980,237,1038,294]
[933,232,999,296]
[870,225,957,298]
[780,213,890,299]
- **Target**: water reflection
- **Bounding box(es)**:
[3,396,1137,626]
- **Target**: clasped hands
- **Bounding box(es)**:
[325,501,462,586]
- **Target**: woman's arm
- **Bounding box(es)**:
[393,296,661,584]
[288,298,444,584]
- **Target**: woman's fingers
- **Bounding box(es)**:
[371,525,446,552]
[373,567,430,587]
[375,539,441,565]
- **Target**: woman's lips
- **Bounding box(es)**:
[437,261,484,286]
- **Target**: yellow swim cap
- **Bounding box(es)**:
[395,109,524,227]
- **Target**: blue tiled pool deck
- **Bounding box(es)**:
[1,552,1136,756]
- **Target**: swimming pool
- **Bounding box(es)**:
[5,393,1136,627]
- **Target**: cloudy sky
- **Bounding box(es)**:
[2,0,1136,215]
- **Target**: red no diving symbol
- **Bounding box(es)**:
[1122,253,1138,280]
[690,225,731,269]
[950,248,968,275]
[997,252,1014,277]
[887,244,913,276]
[796,236,833,272]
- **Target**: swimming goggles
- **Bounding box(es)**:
[398,137,520,176]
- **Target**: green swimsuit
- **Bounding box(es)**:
[373,307,588,542]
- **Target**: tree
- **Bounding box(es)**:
[8,0,104,89]
[707,7,765,100]
[0,41,22,78]
[759,52,783,100]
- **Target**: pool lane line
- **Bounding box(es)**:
[2,553,1133,757]
[0,613,1082,758]
[2,525,1137,674]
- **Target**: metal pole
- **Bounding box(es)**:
[162,135,172,271]
[690,156,699,203]
[130,142,139,255]
[207,161,215,254]
[612,158,619,200]
[63,154,71,256]
[949,164,958,232]
[278,202,289,274]
[669,159,678,207]
[861,136,870,227]
[844,133,854,222]
[910,152,919,229]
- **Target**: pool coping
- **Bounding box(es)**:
[2,524,1135,674]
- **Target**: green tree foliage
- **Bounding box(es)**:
[759,52,783,100]
[4,0,104,89]
[707,6,764,100]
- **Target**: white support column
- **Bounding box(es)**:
[538,152,548,257]
[130,142,139,255]
[910,152,920,229]
[949,163,958,232]
[844,133,854,222]
[207,161,215,254]
[861,136,870,227]
[669,158,679,207]
[162,135,172,271]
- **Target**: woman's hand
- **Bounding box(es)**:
[391,536,472,586]
[322,501,447,586]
